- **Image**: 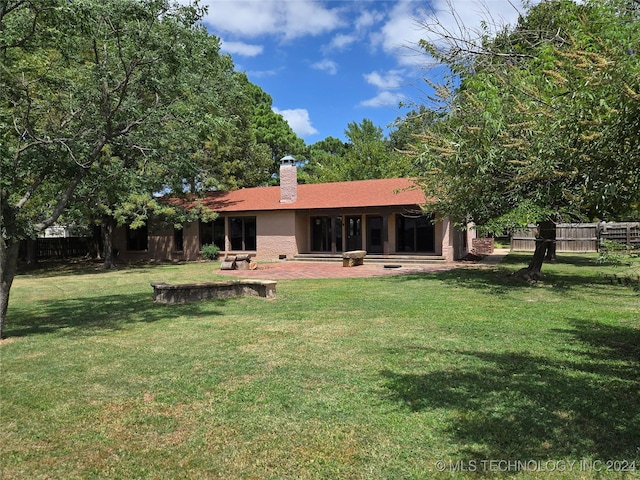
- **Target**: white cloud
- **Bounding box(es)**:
[221,40,263,57]
[325,33,357,52]
[311,59,338,75]
[371,0,423,66]
[356,0,540,118]
[273,107,319,137]
[364,70,404,89]
[246,68,282,79]
[359,91,405,108]
[355,10,383,31]
[373,0,529,67]
[323,8,383,53]
[360,69,406,109]
[197,1,346,40]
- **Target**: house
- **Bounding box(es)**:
[113,157,474,263]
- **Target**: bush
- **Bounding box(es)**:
[200,244,220,260]
[597,240,626,265]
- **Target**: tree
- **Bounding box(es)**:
[389,106,440,154]
[412,0,640,279]
[0,0,233,336]
[243,77,307,178]
[342,119,391,180]
[301,119,413,183]
[299,136,350,183]
[180,71,279,192]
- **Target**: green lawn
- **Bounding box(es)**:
[2,255,639,479]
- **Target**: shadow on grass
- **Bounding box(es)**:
[16,258,193,279]
[380,319,640,461]
[556,318,640,376]
[383,254,633,297]
[7,292,226,338]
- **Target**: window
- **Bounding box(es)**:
[174,227,184,252]
[396,214,435,252]
[126,224,148,251]
[229,217,256,251]
[312,216,331,251]
[200,217,226,250]
[367,216,383,254]
[311,216,342,252]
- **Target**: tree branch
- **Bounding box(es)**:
[0,1,41,51]
[15,171,47,210]
[34,169,87,231]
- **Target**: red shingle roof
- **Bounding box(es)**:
[194,178,428,212]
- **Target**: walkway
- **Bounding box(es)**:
[217,249,510,280]
[474,248,511,266]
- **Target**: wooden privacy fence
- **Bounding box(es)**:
[511,222,639,253]
[600,222,640,251]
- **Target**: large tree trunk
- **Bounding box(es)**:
[543,221,557,261]
[515,220,556,281]
[101,216,117,269]
[0,238,20,339]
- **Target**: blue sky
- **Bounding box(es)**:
[192,1,530,144]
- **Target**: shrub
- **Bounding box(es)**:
[597,240,626,265]
[200,244,220,260]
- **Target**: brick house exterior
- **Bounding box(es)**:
[113,159,474,263]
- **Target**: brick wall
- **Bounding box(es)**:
[472,237,494,256]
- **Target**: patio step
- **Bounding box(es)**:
[290,254,447,265]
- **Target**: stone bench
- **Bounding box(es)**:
[151,279,276,304]
[342,250,366,267]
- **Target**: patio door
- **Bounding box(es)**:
[311,216,344,252]
[366,216,383,254]
[311,216,332,251]
[396,214,435,252]
[346,216,362,251]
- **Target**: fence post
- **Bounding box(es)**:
[597,221,604,252]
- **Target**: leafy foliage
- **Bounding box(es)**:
[412,0,640,231]
[301,118,413,183]
[0,0,289,333]
[200,243,220,260]
[299,136,350,183]
[596,240,631,266]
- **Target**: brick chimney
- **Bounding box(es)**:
[279,155,297,204]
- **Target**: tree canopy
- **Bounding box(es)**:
[412,0,640,276]
[0,0,282,335]
[301,118,413,183]
[243,77,307,178]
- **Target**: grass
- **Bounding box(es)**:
[1,255,639,479]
